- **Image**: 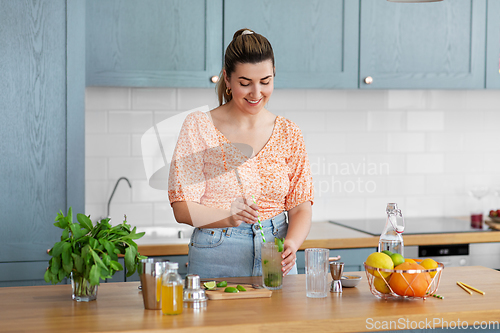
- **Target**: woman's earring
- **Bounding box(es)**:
[225,87,231,96]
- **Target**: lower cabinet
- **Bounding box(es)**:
[0,261,57,287]
[296,248,376,274]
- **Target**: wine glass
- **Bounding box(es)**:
[468,186,489,229]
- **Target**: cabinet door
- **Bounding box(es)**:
[224,0,359,89]
[86,0,223,87]
[486,0,500,88]
[359,0,486,89]
[0,0,85,271]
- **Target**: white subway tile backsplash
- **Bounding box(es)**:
[386,175,425,196]
[86,158,107,181]
[305,90,347,110]
[444,153,484,174]
[131,88,176,110]
[407,111,444,131]
[367,111,406,132]
[326,111,368,132]
[132,180,169,202]
[305,133,346,154]
[427,133,464,152]
[108,111,153,134]
[444,110,484,132]
[284,111,326,132]
[425,175,464,195]
[405,196,444,217]
[407,154,444,174]
[267,89,306,111]
[86,134,131,157]
[85,111,107,133]
[85,87,500,223]
[345,133,387,153]
[177,88,219,111]
[108,158,149,181]
[387,90,426,110]
[388,133,425,153]
[108,203,153,227]
[86,87,130,110]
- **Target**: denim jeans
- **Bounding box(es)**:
[187,212,298,278]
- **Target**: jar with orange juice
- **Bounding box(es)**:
[161,262,183,315]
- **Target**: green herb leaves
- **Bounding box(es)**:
[274,237,285,252]
[44,207,147,286]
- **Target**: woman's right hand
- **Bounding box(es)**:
[229,197,259,227]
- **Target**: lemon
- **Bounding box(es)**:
[366,252,394,278]
[390,253,405,267]
[216,281,228,287]
[420,258,439,278]
[373,277,391,294]
[224,287,239,293]
[203,281,217,290]
[236,284,247,292]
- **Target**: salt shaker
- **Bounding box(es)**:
[330,262,344,293]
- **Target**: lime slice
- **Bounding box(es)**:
[236,284,246,292]
[216,280,228,287]
[203,281,217,290]
[224,287,239,293]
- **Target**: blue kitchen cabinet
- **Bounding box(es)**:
[223,0,359,89]
[296,247,375,274]
[125,255,189,282]
[486,0,500,88]
[86,0,222,87]
[0,1,85,287]
[359,0,486,89]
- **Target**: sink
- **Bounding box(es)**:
[137,226,194,241]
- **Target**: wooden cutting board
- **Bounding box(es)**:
[205,283,272,300]
[485,220,500,231]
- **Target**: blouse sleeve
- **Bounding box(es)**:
[168,113,207,205]
[284,123,314,211]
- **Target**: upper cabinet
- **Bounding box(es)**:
[486,0,500,88]
[359,0,486,89]
[223,0,359,89]
[86,0,495,89]
[86,0,222,87]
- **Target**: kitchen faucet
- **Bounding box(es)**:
[107,177,132,218]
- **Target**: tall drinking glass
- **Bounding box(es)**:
[305,248,329,298]
[261,242,283,290]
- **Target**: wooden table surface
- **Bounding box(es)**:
[1,266,499,333]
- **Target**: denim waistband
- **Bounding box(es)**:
[224,212,286,237]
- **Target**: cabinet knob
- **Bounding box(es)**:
[210,75,219,83]
[364,76,373,85]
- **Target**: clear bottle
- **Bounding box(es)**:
[378,203,405,256]
[161,262,183,315]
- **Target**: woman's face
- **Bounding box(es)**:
[225,60,274,115]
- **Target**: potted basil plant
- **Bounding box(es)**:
[44,207,147,301]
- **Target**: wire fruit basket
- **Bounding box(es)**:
[363,260,444,300]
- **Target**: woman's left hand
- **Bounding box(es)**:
[281,239,298,276]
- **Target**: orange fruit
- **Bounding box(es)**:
[389,262,431,297]
[404,258,416,264]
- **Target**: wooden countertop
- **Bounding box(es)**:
[1,266,499,332]
[137,221,500,256]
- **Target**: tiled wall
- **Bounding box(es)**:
[85,87,500,226]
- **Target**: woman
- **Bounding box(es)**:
[168,28,313,278]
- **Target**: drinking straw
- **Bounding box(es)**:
[251,195,266,243]
[456,281,473,295]
[458,281,486,295]
[427,293,444,299]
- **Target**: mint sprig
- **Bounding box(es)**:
[44,207,147,286]
[274,237,284,252]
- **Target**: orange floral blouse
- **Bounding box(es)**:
[168,111,314,221]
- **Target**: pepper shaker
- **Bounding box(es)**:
[330,262,344,293]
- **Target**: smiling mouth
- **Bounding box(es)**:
[246,98,262,104]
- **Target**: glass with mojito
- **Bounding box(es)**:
[261,242,283,290]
